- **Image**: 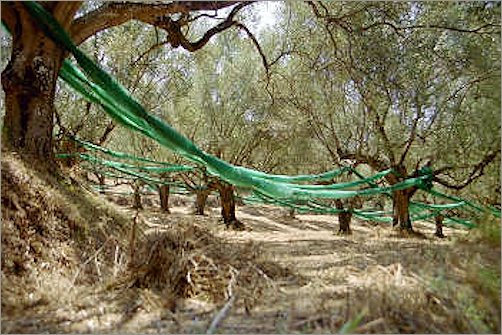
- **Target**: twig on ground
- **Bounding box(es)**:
[206,269,239,334]
[206,295,236,334]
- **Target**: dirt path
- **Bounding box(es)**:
[210,205,464,333]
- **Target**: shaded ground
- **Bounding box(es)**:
[2,155,500,333]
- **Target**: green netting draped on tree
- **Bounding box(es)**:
[9,1,497,227]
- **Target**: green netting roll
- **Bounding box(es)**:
[426,188,500,217]
[410,201,467,210]
[70,137,194,168]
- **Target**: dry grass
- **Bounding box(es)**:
[1,152,131,332]
[118,220,297,314]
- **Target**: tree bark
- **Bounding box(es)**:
[97,174,106,194]
[132,183,143,210]
[217,182,245,230]
[335,199,353,235]
[435,214,445,238]
[2,37,60,161]
[220,183,236,223]
[1,2,80,164]
[159,184,170,213]
[194,188,210,215]
[392,189,413,231]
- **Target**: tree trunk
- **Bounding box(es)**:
[2,51,60,162]
[338,212,353,234]
[2,2,83,163]
[220,183,236,223]
[97,174,106,194]
[194,188,210,215]
[133,191,143,210]
[159,184,170,213]
[1,6,69,163]
[218,182,245,230]
[132,183,143,210]
[435,214,445,238]
[392,189,413,231]
[335,199,352,235]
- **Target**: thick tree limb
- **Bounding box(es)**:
[70,1,249,45]
[1,2,19,32]
[159,3,249,51]
[53,2,83,28]
[2,1,82,35]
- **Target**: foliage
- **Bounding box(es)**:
[264,1,500,205]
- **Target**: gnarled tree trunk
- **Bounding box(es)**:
[335,199,353,235]
[97,173,106,194]
[386,165,417,232]
[220,183,237,225]
[2,43,61,161]
[131,182,143,210]
[334,197,362,235]
[158,184,170,213]
[2,2,80,164]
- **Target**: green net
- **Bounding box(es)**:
[21,1,432,201]
[69,137,195,168]
[6,2,497,228]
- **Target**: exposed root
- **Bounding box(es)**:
[225,219,247,231]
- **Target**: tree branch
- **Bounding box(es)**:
[398,96,423,166]
[235,22,269,76]
[131,39,171,67]
[2,1,82,37]
[97,121,116,146]
[433,148,500,190]
[1,2,19,33]
[70,1,250,45]
[361,22,500,35]
[336,148,389,173]
[149,3,252,53]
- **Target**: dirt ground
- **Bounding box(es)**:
[1,157,500,334]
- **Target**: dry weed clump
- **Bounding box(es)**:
[124,222,294,312]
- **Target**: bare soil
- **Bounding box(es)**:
[2,154,500,333]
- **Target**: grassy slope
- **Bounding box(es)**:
[2,152,132,332]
